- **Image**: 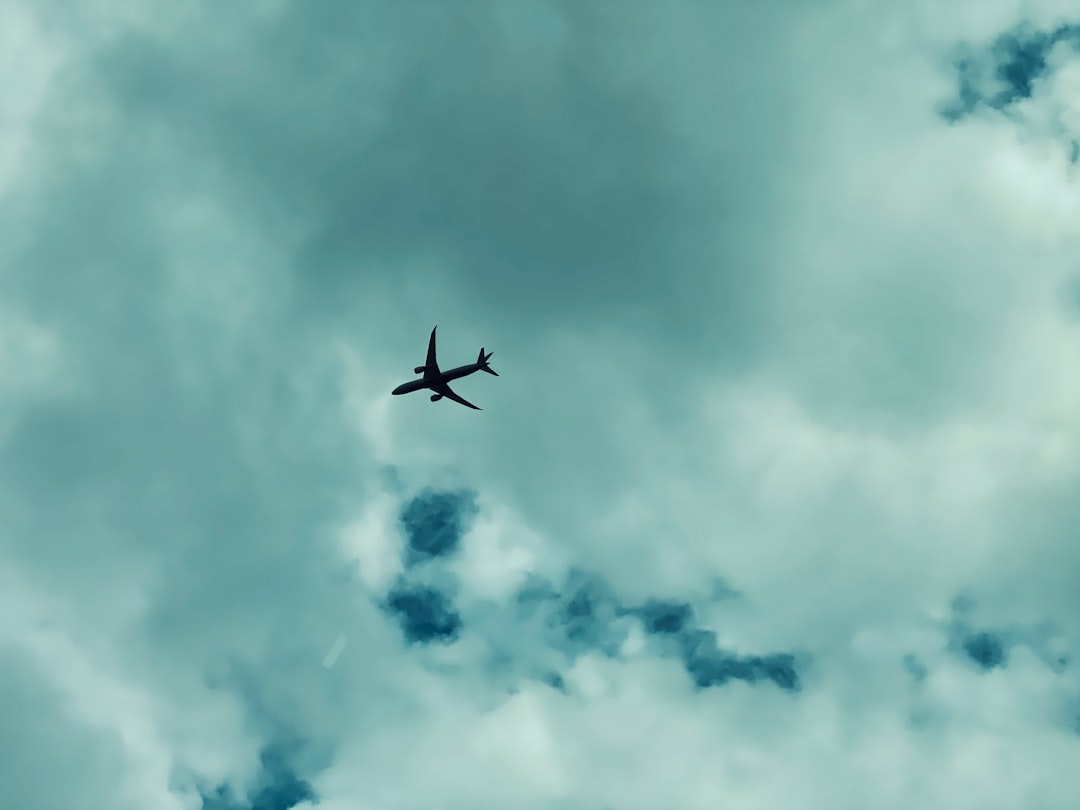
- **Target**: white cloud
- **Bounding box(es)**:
[1,0,1079,808]
[336,492,404,593]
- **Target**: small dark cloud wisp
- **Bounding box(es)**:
[399,489,478,567]
[902,653,929,684]
[962,631,1008,671]
[679,629,800,692]
[636,599,694,635]
[383,579,463,645]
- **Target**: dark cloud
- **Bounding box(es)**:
[510,569,801,692]
[942,23,1080,120]
[383,580,463,645]
[636,599,694,636]
[946,598,1009,672]
[63,0,785,379]
[633,596,801,692]
[679,629,800,692]
[541,671,567,692]
[399,489,477,567]
[248,748,317,810]
[962,631,1008,671]
[200,748,315,810]
[386,489,473,645]
[945,596,1075,676]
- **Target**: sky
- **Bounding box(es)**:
[1,0,1079,807]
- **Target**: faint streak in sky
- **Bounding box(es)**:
[322,635,347,669]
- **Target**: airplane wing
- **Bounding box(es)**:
[431,381,481,410]
[423,326,440,380]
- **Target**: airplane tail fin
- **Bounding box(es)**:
[477,348,498,376]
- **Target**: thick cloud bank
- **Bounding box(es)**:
[1,1,1079,808]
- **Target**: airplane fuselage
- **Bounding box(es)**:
[391,363,480,396]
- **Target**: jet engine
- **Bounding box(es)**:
[414,366,426,374]
[430,393,443,402]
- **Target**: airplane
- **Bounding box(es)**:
[391,326,497,410]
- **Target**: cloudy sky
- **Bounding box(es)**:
[2,0,1080,807]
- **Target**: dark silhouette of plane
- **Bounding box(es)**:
[391,326,497,410]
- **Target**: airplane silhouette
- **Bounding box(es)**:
[391,326,497,410]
